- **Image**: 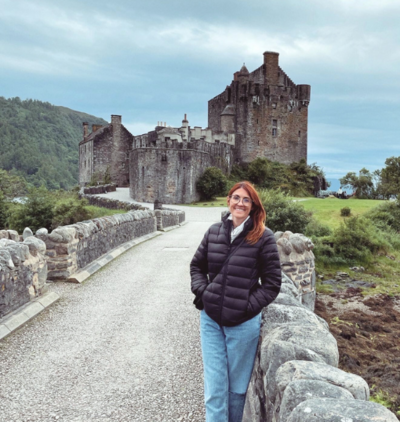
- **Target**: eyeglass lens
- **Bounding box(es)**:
[231,195,251,204]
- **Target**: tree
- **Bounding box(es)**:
[0,191,7,229]
[196,167,228,200]
[340,168,374,198]
[0,169,28,198]
[380,156,400,198]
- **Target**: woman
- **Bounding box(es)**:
[190,181,281,422]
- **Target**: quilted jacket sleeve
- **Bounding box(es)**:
[190,229,210,301]
[246,229,281,317]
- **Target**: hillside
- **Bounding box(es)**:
[0,97,108,189]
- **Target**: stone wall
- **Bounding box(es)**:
[39,210,156,281]
[130,137,234,204]
[154,209,185,231]
[0,232,47,318]
[80,194,147,211]
[82,184,117,195]
[243,231,397,422]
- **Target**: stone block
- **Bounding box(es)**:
[278,379,353,422]
[7,230,19,241]
[276,360,369,401]
[0,230,9,239]
[286,398,397,422]
[23,227,34,240]
[23,237,46,257]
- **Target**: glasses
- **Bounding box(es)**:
[229,194,252,205]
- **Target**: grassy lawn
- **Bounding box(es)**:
[299,197,383,229]
[179,197,227,207]
[86,205,128,218]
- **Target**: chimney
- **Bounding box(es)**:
[263,51,279,86]
[111,115,122,126]
[83,122,88,138]
[92,124,103,133]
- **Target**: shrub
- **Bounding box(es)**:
[331,216,390,264]
[305,218,332,238]
[7,186,54,232]
[365,201,400,232]
[51,198,93,229]
[340,206,351,217]
[258,189,312,233]
[248,158,270,186]
[196,167,227,200]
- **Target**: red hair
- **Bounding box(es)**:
[228,181,266,245]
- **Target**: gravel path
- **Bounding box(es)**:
[0,213,222,421]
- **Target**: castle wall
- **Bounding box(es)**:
[130,139,233,204]
[79,140,94,185]
[207,53,310,165]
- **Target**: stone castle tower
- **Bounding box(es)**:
[79,51,311,203]
[208,51,310,164]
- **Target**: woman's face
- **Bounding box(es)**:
[227,187,252,223]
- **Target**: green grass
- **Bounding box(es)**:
[178,197,227,207]
[300,197,382,229]
[86,206,128,219]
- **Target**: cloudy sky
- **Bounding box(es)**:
[1,0,399,178]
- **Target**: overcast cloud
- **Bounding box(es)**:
[1,0,399,178]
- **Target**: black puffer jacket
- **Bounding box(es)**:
[190,214,281,327]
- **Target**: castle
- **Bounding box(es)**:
[79,51,311,204]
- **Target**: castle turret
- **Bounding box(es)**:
[263,51,279,86]
[220,104,236,132]
[297,84,311,106]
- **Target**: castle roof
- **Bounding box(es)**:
[221,104,236,116]
[239,63,249,75]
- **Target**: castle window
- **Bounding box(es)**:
[272,119,277,127]
[272,128,277,137]
[256,119,258,124]
[161,153,167,162]
[272,103,277,109]
[298,131,301,138]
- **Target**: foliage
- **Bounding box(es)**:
[232,158,325,197]
[0,191,7,229]
[304,218,332,238]
[7,186,55,232]
[51,198,93,228]
[340,168,374,198]
[258,189,312,233]
[104,166,112,185]
[0,96,107,190]
[0,169,28,198]
[196,167,228,200]
[365,201,400,232]
[330,217,390,264]
[379,156,400,198]
[340,206,351,217]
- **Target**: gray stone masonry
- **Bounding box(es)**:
[0,232,47,318]
[242,232,395,422]
[40,210,157,281]
[83,184,117,195]
[80,193,147,211]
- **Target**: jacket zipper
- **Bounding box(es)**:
[218,243,231,325]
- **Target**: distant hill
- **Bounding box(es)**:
[0,96,108,189]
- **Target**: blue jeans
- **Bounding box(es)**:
[200,310,261,422]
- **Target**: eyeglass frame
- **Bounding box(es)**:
[228,194,253,205]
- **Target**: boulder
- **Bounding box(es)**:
[4,244,30,266]
[286,398,398,422]
[0,230,8,239]
[276,360,369,401]
[278,379,353,422]
[23,227,34,240]
[23,237,46,257]
[35,228,48,236]
[7,230,19,241]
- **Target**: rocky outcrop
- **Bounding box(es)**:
[243,231,397,422]
[0,234,47,318]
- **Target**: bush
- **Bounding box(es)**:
[331,216,390,264]
[196,167,227,200]
[248,158,270,186]
[340,206,351,217]
[365,201,400,232]
[258,189,312,233]
[305,218,332,238]
[7,186,54,233]
[51,198,93,229]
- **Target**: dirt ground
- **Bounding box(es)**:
[315,291,400,418]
